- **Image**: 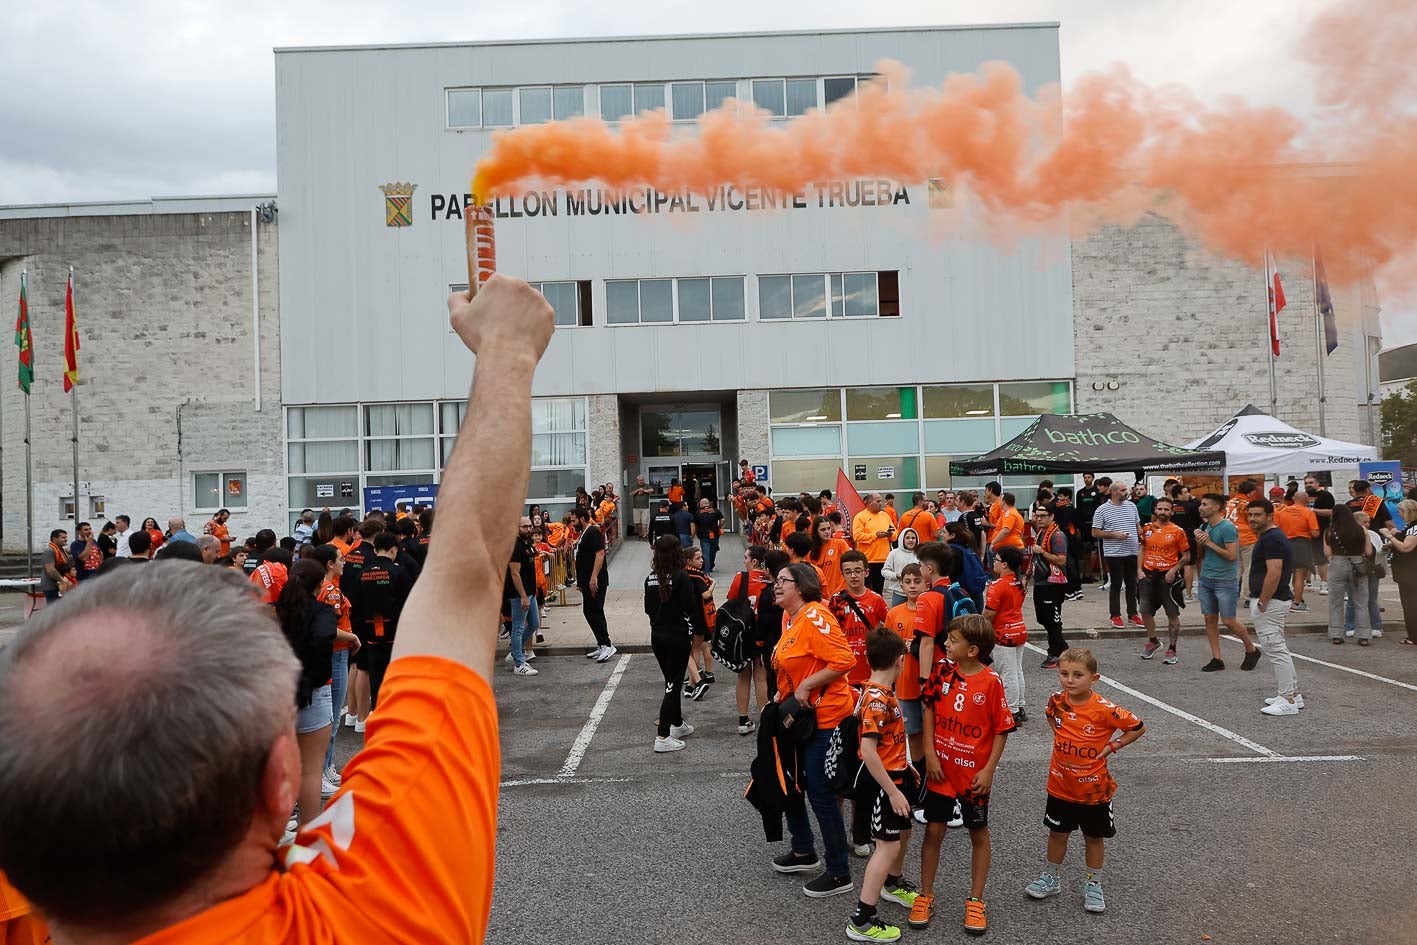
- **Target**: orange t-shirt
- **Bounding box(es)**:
[330,536,352,556]
[896,508,939,544]
[204,520,233,556]
[772,601,856,729]
[130,657,499,945]
[667,486,685,505]
[990,507,1026,549]
[780,517,798,541]
[809,538,853,601]
[317,581,353,651]
[1225,496,1257,545]
[919,658,1016,798]
[858,684,909,772]
[885,601,921,700]
[912,578,953,646]
[0,872,47,945]
[544,522,567,547]
[1044,690,1144,804]
[884,505,899,527]
[1140,522,1190,572]
[251,561,288,605]
[984,575,1027,646]
[1274,505,1318,541]
[829,589,889,684]
[853,510,894,563]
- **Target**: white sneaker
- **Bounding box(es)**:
[1372,629,1384,638]
[852,843,873,858]
[586,645,605,660]
[323,765,342,786]
[343,712,357,728]
[1261,698,1301,716]
[320,775,340,796]
[597,644,618,663]
[670,722,695,738]
[1265,694,1305,709]
[524,649,537,660]
[513,663,539,676]
[1346,629,1355,637]
[353,717,366,733]
[654,735,685,753]
[1319,582,1329,595]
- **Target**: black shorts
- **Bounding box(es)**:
[1044,794,1116,838]
[866,775,915,842]
[1311,537,1328,566]
[1289,538,1314,571]
[923,789,989,829]
[1138,571,1181,618]
[352,644,370,671]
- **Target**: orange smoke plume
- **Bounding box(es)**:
[471,0,1417,288]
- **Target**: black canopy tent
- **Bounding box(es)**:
[949,412,1226,477]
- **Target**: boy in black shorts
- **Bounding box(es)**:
[1026,648,1145,913]
[847,628,917,943]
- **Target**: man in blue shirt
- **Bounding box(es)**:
[166,516,199,545]
[1192,493,1261,673]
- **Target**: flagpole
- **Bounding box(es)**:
[1311,243,1328,437]
[70,266,80,528]
[1265,248,1279,417]
[20,268,33,579]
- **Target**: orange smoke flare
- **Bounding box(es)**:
[468,0,1417,292]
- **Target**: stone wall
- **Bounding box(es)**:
[0,210,282,552]
[735,389,770,475]
[586,393,621,493]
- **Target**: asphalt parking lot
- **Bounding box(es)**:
[332,632,1417,945]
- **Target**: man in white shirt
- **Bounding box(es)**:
[113,515,134,558]
[1092,480,1143,629]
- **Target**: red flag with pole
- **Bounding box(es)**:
[1267,252,1286,357]
[63,271,80,392]
[834,468,866,530]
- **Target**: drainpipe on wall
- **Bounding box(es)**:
[251,207,261,413]
[176,399,192,515]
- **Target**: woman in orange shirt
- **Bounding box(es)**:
[141,516,165,554]
[667,479,686,509]
[770,562,856,894]
[310,544,357,790]
[807,515,853,601]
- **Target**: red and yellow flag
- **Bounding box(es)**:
[63,271,79,392]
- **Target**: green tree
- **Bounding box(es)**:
[1380,380,1417,468]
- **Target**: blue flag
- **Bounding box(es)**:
[1314,250,1339,354]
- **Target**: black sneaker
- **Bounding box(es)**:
[701,671,716,684]
[803,873,855,898]
[1041,657,1060,669]
[1201,658,1225,672]
[1014,708,1028,724]
[688,681,710,701]
[772,850,821,874]
[1240,647,1262,671]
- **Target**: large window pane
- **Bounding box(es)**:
[999,381,1071,416]
[792,274,826,318]
[847,422,920,455]
[195,473,220,508]
[824,76,856,106]
[606,280,639,324]
[711,277,745,321]
[483,88,513,126]
[671,82,704,120]
[786,78,818,116]
[440,401,468,434]
[529,468,587,500]
[641,410,679,457]
[289,475,359,508]
[842,272,878,316]
[365,403,434,436]
[366,473,434,488]
[923,384,995,419]
[846,386,919,421]
[634,83,665,114]
[770,389,841,424]
[600,84,632,121]
[772,425,842,456]
[532,398,586,433]
[287,405,358,439]
[847,455,920,491]
[288,441,358,474]
[553,86,584,120]
[640,279,674,323]
[677,278,711,322]
[706,81,736,112]
[924,419,997,456]
[540,281,579,327]
[679,410,722,455]
[531,432,587,467]
[999,417,1038,442]
[759,276,791,320]
[367,438,435,472]
[752,79,785,116]
[447,89,481,127]
[771,458,844,496]
[223,473,248,509]
[519,87,552,124]
[924,456,954,489]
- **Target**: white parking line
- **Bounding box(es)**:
[1202,755,1363,764]
[501,777,634,788]
[556,654,633,780]
[1221,634,1417,693]
[1023,643,1280,757]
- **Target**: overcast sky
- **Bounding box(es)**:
[6,0,1408,341]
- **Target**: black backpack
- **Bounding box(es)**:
[712,571,755,673]
[909,582,978,661]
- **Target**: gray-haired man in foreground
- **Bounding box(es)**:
[0,275,554,944]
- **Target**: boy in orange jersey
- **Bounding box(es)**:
[910,615,1015,936]
[885,563,927,762]
[1025,648,1145,914]
[1137,498,1190,665]
[831,550,889,685]
[846,627,919,942]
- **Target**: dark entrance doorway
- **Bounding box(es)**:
[682,463,719,509]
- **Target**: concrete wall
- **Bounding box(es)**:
[0,210,282,552]
[1074,214,1372,446]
